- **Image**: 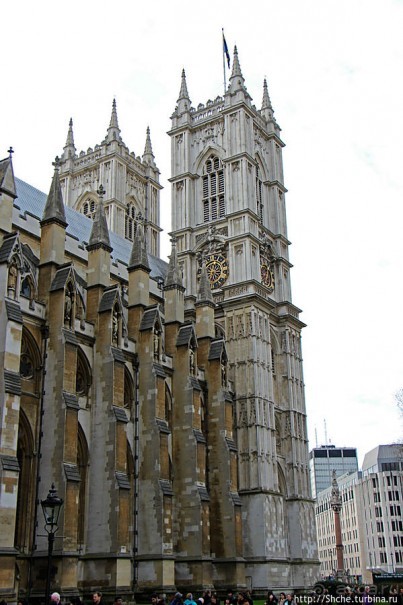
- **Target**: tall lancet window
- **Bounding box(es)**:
[256,165,263,223]
[125,203,137,241]
[202,155,225,223]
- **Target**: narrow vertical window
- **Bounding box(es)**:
[202,154,225,222]
[256,165,263,222]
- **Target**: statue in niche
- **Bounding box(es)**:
[7,262,18,298]
[153,327,160,360]
[112,308,119,344]
[221,359,227,387]
[64,287,73,327]
[189,346,195,375]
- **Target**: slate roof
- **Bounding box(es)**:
[176,323,195,347]
[139,306,160,331]
[99,288,118,312]
[0,233,18,263]
[14,177,168,281]
[5,300,23,324]
[50,265,72,291]
[208,339,225,361]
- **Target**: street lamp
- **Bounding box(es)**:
[41,484,63,605]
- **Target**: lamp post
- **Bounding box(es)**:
[41,484,63,605]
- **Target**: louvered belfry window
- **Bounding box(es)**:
[202,155,225,223]
[81,197,97,220]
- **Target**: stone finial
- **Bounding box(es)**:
[197,256,214,304]
[164,236,183,289]
[129,215,150,271]
[87,184,112,252]
[8,146,14,158]
[41,157,67,227]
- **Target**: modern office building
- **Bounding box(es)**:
[310,445,359,498]
[314,444,403,583]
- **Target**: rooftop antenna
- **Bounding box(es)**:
[315,426,318,448]
[324,419,328,446]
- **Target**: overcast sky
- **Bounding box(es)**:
[2,0,402,465]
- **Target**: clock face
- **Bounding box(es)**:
[260,258,275,291]
[205,253,229,289]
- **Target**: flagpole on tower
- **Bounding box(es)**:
[222,28,230,95]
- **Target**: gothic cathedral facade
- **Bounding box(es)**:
[0,47,318,604]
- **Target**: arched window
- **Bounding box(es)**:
[15,410,36,552]
[20,275,33,299]
[80,197,97,219]
[20,328,41,393]
[76,348,91,407]
[77,424,89,546]
[165,385,172,428]
[125,203,138,241]
[124,367,135,415]
[202,154,225,223]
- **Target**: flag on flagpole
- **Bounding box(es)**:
[222,30,230,69]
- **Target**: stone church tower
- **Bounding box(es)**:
[169,47,318,588]
[0,46,318,605]
[58,100,162,257]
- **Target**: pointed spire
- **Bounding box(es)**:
[87,185,112,252]
[106,98,122,143]
[61,118,76,161]
[197,256,214,304]
[260,78,280,130]
[228,46,250,99]
[174,69,192,117]
[164,236,183,289]
[128,215,150,271]
[0,148,17,198]
[41,157,67,227]
[142,126,155,166]
[230,46,244,80]
[262,79,273,112]
[178,69,190,102]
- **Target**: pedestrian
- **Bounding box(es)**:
[362,587,374,605]
[211,593,220,605]
[184,594,197,605]
[93,592,104,605]
[227,592,236,605]
[267,592,278,605]
[171,593,183,605]
[51,593,62,605]
[278,594,286,605]
[203,591,212,605]
[283,594,294,605]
